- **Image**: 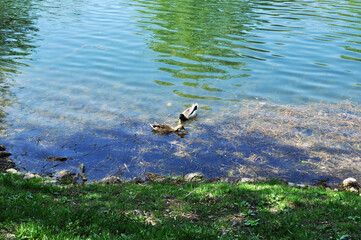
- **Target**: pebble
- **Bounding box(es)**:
[184,172,204,182]
[4,233,15,239]
[349,187,359,193]
[218,177,239,185]
[130,177,144,184]
[23,173,42,179]
[6,168,18,174]
[145,173,168,182]
[47,156,68,162]
[99,175,122,184]
[342,177,359,188]
[58,170,72,177]
[256,177,269,182]
[44,179,58,185]
[240,177,253,183]
[0,151,12,158]
[54,170,78,184]
[0,157,15,172]
[0,145,6,151]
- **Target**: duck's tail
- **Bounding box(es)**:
[190,103,198,113]
[187,103,198,118]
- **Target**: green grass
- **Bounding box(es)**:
[1,174,360,239]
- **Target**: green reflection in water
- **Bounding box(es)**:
[200,105,212,111]
[0,0,38,127]
[134,0,255,100]
[200,83,224,92]
[183,82,198,88]
[173,89,241,102]
[154,80,175,86]
[340,55,361,62]
[173,90,222,101]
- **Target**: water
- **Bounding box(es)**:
[1,0,360,182]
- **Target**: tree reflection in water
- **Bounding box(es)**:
[132,0,258,102]
[0,0,38,128]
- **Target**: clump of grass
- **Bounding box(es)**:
[1,173,361,239]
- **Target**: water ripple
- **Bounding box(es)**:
[0,0,360,130]
[128,0,361,105]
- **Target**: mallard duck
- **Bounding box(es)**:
[150,123,186,134]
[179,103,198,122]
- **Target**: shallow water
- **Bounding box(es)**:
[1,0,361,182]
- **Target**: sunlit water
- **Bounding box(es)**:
[1,0,360,182]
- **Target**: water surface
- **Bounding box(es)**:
[1,0,361,182]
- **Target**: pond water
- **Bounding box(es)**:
[1,0,360,183]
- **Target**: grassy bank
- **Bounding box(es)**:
[1,173,360,239]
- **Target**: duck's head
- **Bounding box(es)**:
[179,113,188,122]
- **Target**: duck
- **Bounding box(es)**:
[149,123,186,134]
[179,103,198,122]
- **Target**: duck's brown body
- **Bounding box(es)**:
[149,123,185,133]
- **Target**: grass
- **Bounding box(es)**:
[1,173,361,239]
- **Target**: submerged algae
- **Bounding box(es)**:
[1,101,361,184]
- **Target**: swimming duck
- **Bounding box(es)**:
[149,123,186,134]
[179,103,198,122]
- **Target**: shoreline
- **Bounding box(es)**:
[2,144,360,194]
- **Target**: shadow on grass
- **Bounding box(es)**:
[1,174,361,239]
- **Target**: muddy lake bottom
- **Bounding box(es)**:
[1,101,360,184]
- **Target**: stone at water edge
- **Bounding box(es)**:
[47,156,68,162]
[0,158,15,172]
[98,175,122,184]
[0,151,12,158]
[342,177,359,188]
[349,187,359,193]
[6,168,18,174]
[0,145,6,151]
[23,173,42,180]
[130,176,144,184]
[184,172,205,182]
[58,170,73,177]
[55,170,78,184]
[145,173,168,182]
[44,179,58,185]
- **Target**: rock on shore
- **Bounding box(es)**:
[0,145,15,172]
